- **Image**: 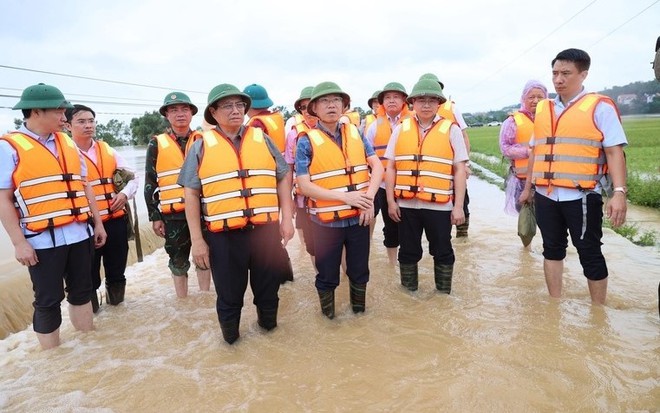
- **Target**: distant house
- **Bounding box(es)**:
[616,94,638,105]
[645,93,660,103]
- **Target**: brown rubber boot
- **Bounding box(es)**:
[434,263,454,294]
[399,263,418,291]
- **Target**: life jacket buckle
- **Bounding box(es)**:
[240,188,252,197]
[237,169,249,178]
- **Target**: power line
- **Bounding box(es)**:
[0,64,206,94]
[464,0,599,92]
[589,0,659,47]
[0,86,162,104]
[0,94,157,108]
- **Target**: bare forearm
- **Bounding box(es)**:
[453,163,467,209]
[0,191,27,246]
[385,161,397,203]
[604,145,627,188]
[183,188,205,243]
[84,182,104,227]
[277,171,294,220]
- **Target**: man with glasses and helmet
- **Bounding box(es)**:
[178,84,294,345]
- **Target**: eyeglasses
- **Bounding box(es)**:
[317,96,343,106]
[218,101,247,112]
[415,97,440,106]
[298,105,308,111]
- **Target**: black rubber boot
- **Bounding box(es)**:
[220,319,240,344]
[318,289,335,319]
[399,263,419,291]
[434,263,454,294]
[106,282,126,305]
[90,291,100,314]
[456,215,469,237]
[349,282,367,314]
[257,307,278,331]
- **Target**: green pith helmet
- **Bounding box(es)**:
[418,73,445,90]
[243,84,273,109]
[367,90,381,107]
[159,92,198,116]
[307,81,350,117]
[377,82,408,104]
[12,83,73,110]
[407,78,447,105]
[204,84,252,125]
[294,86,314,112]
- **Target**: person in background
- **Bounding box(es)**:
[499,80,548,215]
[179,83,293,344]
[144,92,211,298]
[244,83,293,284]
[519,48,628,305]
[0,83,107,349]
[296,82,383,319]
[66,104,138,312]
[419,73,472,238]
[365,82,412,264]
[384,79,468,294]
[361,90,381,135]
[285,86,317,263]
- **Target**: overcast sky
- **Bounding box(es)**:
[1,0,658,130]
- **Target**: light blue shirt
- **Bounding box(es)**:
[0,126,92,249]
[530,89,627,201]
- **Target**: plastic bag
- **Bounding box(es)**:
[517,203,536,247]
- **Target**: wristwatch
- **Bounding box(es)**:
[613,186,627,195]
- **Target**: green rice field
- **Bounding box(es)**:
[468,117,660,209]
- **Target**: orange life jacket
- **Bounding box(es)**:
[364,113,377,135]
[199,127,279,232]
[511,111,534,179]
[306,124,370,222]
[155,131,201,215]
[437,101,457,123]
[83,141,126,222]
[394,118,455,203]
[344,111,361,127]
[248,112,286,153]
[1,132,91,232]
[532,94,613,191]
[373,105,412,169]
[292,121,314,196]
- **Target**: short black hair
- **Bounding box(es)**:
[552,48,591,72]
[65,104,96,122]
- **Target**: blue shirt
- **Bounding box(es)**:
[530,89,627,201]
[295,123,375,228]
[0,126,92,249]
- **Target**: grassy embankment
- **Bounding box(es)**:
[468,117,659,246]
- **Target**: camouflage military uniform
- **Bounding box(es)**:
[144,129,195,276]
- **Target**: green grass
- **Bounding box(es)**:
[467,117,660,209]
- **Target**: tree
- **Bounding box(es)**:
[130,111,169,145]
[13,118,22,130]
[273,105,293,122]
[96,119,130,147]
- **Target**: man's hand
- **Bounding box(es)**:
[450,206,466,226]
[344,192,373,210]
[191,240,210,271]
[280,217,295,247]
[110,193,128,212]
[388,201,401,223]
[152,220,166,238]
[15,239,38,267]
[606,192,627,228]
[518,187,534,205]
[358,207,374,226]
[93,225,107,248]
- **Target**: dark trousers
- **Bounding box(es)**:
[374,187,399,248]
[29,238,94,333]
[312,222,370,291]
[398,208,455,266]
[534,192,607,280]
[463,189,470,217]
[207,223,281,324]
[92,215,129,289]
